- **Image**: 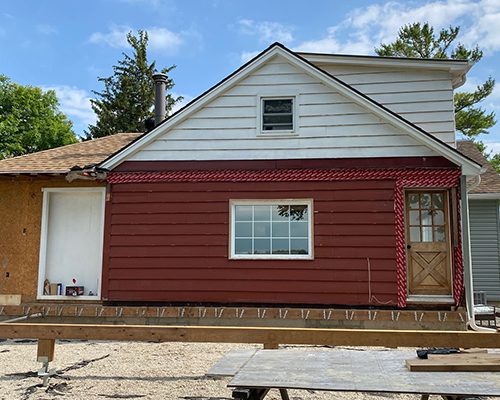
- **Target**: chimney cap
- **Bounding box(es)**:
[152,73,168,83]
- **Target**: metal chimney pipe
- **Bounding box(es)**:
[152,73,168,126]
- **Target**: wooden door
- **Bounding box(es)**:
[406,191,452,296]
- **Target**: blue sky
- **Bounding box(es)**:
[1,0,500,151]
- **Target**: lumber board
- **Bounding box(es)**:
[36,339,55,362]
[0,323,499,348]
[406,353,500,372]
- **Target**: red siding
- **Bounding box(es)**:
[104,179,398,306]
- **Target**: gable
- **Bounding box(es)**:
[129,55,440,161]
[101,44,481,175]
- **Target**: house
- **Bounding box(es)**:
[0,43,483,314]
[0,133,139,305]
[457,140,500,304]
[98,43,480,309]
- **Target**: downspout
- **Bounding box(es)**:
[461,174,492,331]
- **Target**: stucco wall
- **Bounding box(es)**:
[0,176,103,303]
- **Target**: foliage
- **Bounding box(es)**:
[86,30,181,139]
[375,22,496,139]
[0,75,76,159]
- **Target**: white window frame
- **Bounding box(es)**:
[257,96,297,136]
[37,187,106,300]
[229,199,314,260]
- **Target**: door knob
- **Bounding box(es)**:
[407,244,411,249]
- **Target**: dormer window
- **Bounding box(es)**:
[262,98,294,132]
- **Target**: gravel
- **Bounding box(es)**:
[0,340,421,400]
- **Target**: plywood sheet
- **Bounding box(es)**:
[206,348,257,377]
[229,349,500,396]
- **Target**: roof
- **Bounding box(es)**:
[0,133,140,175]
[100,42,481,176]
[457,140,500,194]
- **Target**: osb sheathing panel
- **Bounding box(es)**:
[0,177,103,301]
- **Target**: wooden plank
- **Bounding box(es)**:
[37,339,55,362]
[1,324,500,348]
[406,353,500,371]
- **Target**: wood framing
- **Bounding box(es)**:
[1,323,499,348]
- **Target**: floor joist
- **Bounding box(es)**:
[0,323,499,348]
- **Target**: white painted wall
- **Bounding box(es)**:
[128,54,447,162]
[311,63,456,147]
[38,188,105,299]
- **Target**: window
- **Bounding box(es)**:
[230,200,313,259]
[261,98,294,132]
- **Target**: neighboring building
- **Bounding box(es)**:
[0,43,484,311]
[0,133,139,304]
[457,140,500,303]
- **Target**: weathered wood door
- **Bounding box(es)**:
[406,191,452,296]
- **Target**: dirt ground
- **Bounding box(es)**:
[0,340,432,400]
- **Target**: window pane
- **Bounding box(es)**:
[409,194,419,209]
[254,221,270,237]
[432,193,444,209]
[409,227,420,242]
[420,193,431,209]
[254,206,270,221]
[422,226,433,242]
[433,210,444,226]
[235,222,252,237]
[254,239,271,254]
[272,222,288,237]
[290,221,308,237]
[272,205,289,221]
[409,210,420,225]
[272,239,289,254]
[421,210,432,226]
[235,239,252,255]
[290,205,307,221]
[263,115,293,125]
[291,239,308,254]
[263,99,292,114]
[434,226,446,242]
[235,205,252,221]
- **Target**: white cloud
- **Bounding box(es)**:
[237,19,294,44]
[293,0,500,55]
[240,50,260,63]
[43,85,96,126]
[88,25,183,53]
[36,24,58,35]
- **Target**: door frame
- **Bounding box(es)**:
[403,188,455,304]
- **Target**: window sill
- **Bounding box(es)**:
[230,255,313,260]
[37,295,101,301]
[257,131,298,138]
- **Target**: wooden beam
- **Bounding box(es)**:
[37,339,55,362]
[0,323,499,348]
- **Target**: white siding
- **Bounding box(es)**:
[129,55,441,162]
[312,63,456,147]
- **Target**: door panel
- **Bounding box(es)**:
[406,191,452,296]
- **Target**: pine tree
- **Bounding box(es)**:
[376,23,496,139]
[86,30,180,139]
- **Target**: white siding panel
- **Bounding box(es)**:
[314,63,456,146]
[129,55,445,162]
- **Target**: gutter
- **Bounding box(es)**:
[460,175,495,331]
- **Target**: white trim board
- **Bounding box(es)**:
[100,43,481,176]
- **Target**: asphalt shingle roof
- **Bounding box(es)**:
[457,140,500,194]
[0,133,140,174]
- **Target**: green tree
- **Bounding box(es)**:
[375,23,496,139]
[0,75,76,159]
[86,30,180,139]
